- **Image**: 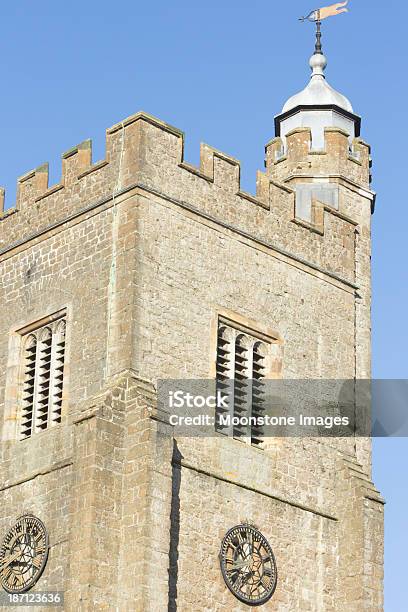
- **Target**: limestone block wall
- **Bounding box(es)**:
[0,426,72,598]
[0,192,121,607]
[130,193,357,382]
[165,437,384,611]
[169,460,339,611]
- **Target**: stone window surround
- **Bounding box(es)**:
[2,308,69,443]
[210,308,284,447]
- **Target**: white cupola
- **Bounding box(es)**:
[275,31,360,150]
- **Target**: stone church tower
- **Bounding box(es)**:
[0,35,383,611]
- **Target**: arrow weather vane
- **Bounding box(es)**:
[300,1,349,53]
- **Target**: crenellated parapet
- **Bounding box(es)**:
[0,111,374,287]
[266,127,371,188]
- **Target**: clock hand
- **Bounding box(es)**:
[234,570,251,591]
[0,549,23,570]
[229,559,251,570]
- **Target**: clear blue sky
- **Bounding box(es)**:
[1,1,406,608]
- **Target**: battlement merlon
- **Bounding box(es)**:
[0,187,4,215]
[0,112,373,266]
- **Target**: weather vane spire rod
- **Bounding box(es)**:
[299,1,349,54]
[315,16,323,54]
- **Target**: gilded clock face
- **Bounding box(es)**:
[219,524,277,606]
[0,515,49,593]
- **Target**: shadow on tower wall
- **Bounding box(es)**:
[168,440,182,611]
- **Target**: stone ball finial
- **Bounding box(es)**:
[309,53,327,76]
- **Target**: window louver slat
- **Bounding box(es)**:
[20,336,37,440]
[251,342,267,446]
[215,327,234,433]
[35,330,52,432]
[50,322,66,425]
[233,335,250,439]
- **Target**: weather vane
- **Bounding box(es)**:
[299,1,349,54]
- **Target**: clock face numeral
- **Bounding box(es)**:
[0,515,49,593]
[219,524,277,606]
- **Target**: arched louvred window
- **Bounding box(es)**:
[50,320,66,426]
[215,325,234,434]
[215,317,273,446]
[35,327,52,432]
[19,315,67,440]
[20,335,37,440]
[252,341,267,447]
